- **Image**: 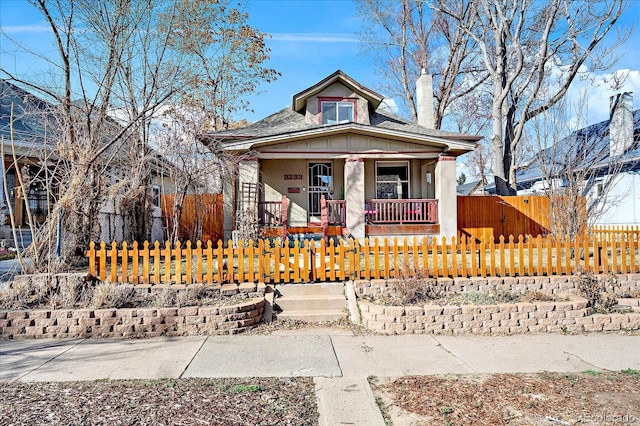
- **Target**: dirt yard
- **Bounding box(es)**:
[370,370,640,425]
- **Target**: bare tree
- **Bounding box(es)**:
[356,0,487,128]
[528,92,629,237]
[438,0,629,195]
[1,0,276,270]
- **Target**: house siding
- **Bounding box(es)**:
[594,171,640,225]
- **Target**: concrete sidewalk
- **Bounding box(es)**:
[2,331,639,425]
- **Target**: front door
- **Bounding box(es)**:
[308,162,332,222]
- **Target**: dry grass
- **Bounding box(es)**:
[0,279,250,311]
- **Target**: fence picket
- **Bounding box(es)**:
[131,241,139,284]
[185,241,192,284]
[460,235,468,277]
[153,241,160,284]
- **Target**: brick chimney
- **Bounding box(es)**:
[610,92,633,157]
[416,69,434,128]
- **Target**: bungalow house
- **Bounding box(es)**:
[486,92,640,226]
[0,80,170,246]
[202,70,481,241]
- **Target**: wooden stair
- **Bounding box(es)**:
[274,283,347,322]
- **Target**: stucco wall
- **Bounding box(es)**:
[261,159,309,226]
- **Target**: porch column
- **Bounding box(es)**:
[345,156,365,240]
[435,154,457,239]
[238,158,259,190]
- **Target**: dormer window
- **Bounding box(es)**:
[320,98,355,124]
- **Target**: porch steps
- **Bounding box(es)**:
[274,283,347,322]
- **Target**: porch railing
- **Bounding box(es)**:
[366,199,438,224]
[259,198,438,226]
[258,201,284,226]
[326,200,346,225]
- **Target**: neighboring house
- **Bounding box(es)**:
[457,180,486,196]
[0,80,170,245]
[202,70,481,241]
[485,92,640,226]
[0,80,56,229]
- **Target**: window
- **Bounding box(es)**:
[376,161,410,199]
[596,179,604,197]
[321,100,354,124]
[152,185,161,207]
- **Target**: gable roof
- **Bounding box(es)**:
[202,71,482,156]
[291,70,384,112]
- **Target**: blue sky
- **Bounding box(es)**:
[1,0,639,127]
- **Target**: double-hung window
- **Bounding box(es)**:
[376,161,410,199]
[321,99,355,124]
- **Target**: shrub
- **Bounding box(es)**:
[379,267,443,305]
[576,270,620,313]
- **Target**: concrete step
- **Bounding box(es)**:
[275,295,347,311]
[277,310,347,322]
[275,283,344,297]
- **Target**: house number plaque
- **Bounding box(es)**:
[284,174,303,180]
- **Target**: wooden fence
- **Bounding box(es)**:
[458,195,553,242]
[160,194,223,242]
[87,232,639,285]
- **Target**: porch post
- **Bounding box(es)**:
[435,154,457,238]
[344,156,365,241]
[238,158,260,188]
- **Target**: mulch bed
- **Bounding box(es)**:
[0,377,318,425]
[370,371,640,425]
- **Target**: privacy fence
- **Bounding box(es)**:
[87,229,640,285]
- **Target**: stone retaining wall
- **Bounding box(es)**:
[359,297,640,335]
[354,274,640,298]
[0,298,264,339]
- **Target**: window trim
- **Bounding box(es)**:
[375,160,411,199]
[318,97,357,125]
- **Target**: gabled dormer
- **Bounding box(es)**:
[291,70,384,126]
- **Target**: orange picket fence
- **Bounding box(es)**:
[87,233,639,285]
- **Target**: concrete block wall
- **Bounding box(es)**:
[0,298,264,339]
[358,298,640,335]
[354,274,640,299]
[355,275,640,335]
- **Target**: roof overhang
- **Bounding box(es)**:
[212,123,478,157]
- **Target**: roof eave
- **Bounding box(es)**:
[218,123,478,153]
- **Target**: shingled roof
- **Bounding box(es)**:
[0,80,54,146]
[208,106,481,143]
